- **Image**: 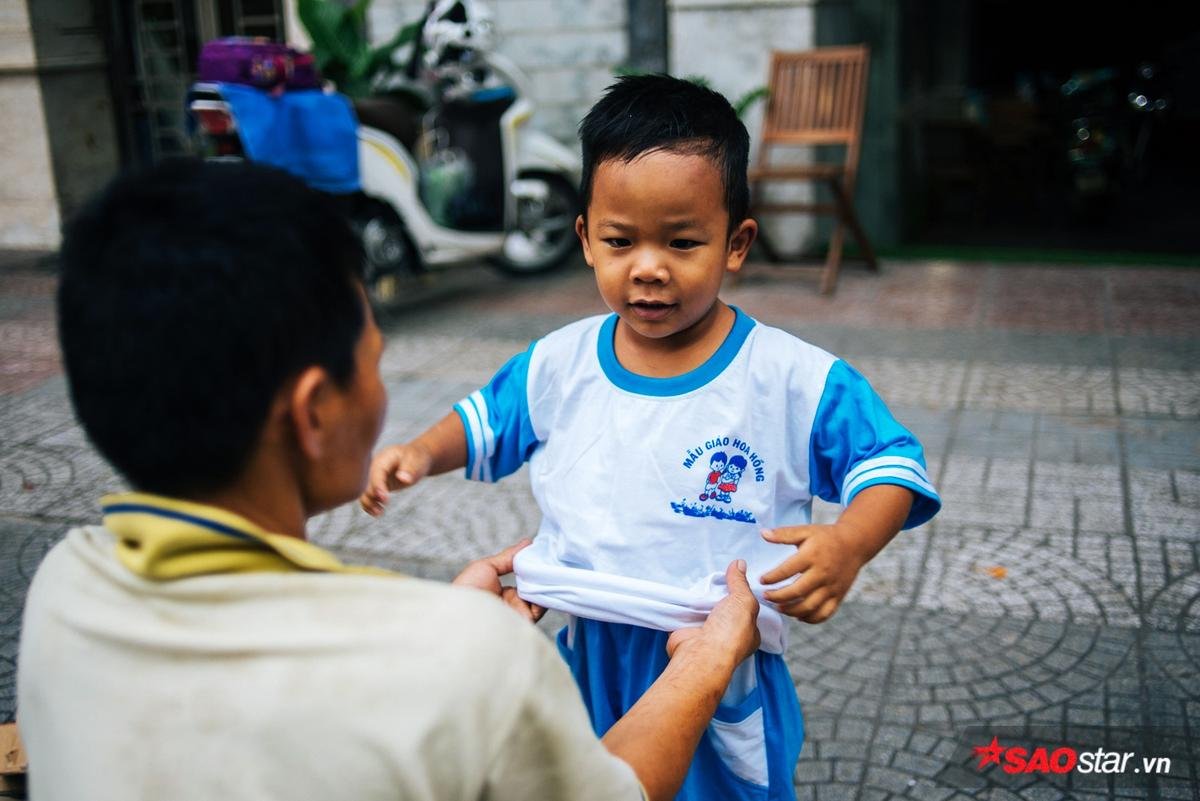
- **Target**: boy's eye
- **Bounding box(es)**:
[671,239,702,250]
[603,238,631,248]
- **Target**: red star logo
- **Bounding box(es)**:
[973,736,1004,769]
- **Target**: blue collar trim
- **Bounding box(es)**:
[101,503,259,542]
[597,306,756,397]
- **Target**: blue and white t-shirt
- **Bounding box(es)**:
[454,308,939,654]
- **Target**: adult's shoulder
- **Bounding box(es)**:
[31,527,550,675]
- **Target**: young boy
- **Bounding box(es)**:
[362,75,940,801]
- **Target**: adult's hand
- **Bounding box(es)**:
[452,539,546,623]
[602,560,761,801]
[666,559,760,665]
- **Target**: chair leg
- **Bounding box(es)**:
[751,211,782,263]
[829,179,879,272]
[820,221,845,295]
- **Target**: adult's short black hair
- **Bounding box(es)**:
[57,159,366,497]
[578,74,750,234]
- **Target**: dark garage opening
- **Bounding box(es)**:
[900,1,1200,257]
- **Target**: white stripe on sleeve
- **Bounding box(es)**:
[459,394,487,481]
[842,463,938,504]
[468,391,496,483]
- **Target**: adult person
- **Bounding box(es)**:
[16,159,760,801]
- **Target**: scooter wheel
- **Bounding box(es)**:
[353,204,420,302]
[491,171,580,276]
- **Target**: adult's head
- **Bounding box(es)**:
[58,158,384,513]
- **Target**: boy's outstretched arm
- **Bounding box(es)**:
[760,484,913,623]
[360,411,468,515]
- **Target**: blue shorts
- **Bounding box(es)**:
[557,617,803,801]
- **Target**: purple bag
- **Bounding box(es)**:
[289,52,320,89]
[197,37,321,91]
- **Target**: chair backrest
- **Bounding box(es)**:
[760,45,870,174]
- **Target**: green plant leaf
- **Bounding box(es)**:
[349,46,374,81]
[298,0,356,63]
[367,19,420,74]
[299,0,421,97]
[349,0,372,25]
[733,86,770,118]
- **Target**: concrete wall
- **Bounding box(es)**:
[669,0,818,252]
[368,0,626,142]
[27,0,122,219]
[0,0,61,249]
[816,0,902,248]
[283,0,311,50]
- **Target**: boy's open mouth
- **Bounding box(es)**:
[628,300,676,321]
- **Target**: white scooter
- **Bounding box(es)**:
[356,47,583,278]
[189,5,581,292]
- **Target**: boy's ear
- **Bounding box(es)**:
[575,215,594,268]
[725,218,758,274]
[288,366,333,460]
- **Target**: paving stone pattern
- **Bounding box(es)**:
[1,254,1197,799]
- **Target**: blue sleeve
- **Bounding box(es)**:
[453,342,541,482]
[808,360,941,529]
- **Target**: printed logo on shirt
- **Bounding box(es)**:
[670,435,765,524]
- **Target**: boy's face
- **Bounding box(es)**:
[576,150,755,345]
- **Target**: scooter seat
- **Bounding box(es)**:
[353,94,427,153]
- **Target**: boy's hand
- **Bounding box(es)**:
[359,443,434,516]
[759,523,869,624]
[452,538,546,623]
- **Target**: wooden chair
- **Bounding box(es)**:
[0,722,26,794]
[748,45,878,295]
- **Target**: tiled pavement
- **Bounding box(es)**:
[1,251,1198,800]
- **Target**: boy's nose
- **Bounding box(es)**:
[629,249,669,283]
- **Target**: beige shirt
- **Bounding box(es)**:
[18,527,643,800]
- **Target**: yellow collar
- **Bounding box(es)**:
[101,492,394,581]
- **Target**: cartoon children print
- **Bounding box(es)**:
[717,455,748,502]
[674,436,762,523]
[698,451,748,503]
[699,452,727,501]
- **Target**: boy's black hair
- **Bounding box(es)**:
[710,452,727,465]
[578,74,750,233]
[57,159,366,497]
